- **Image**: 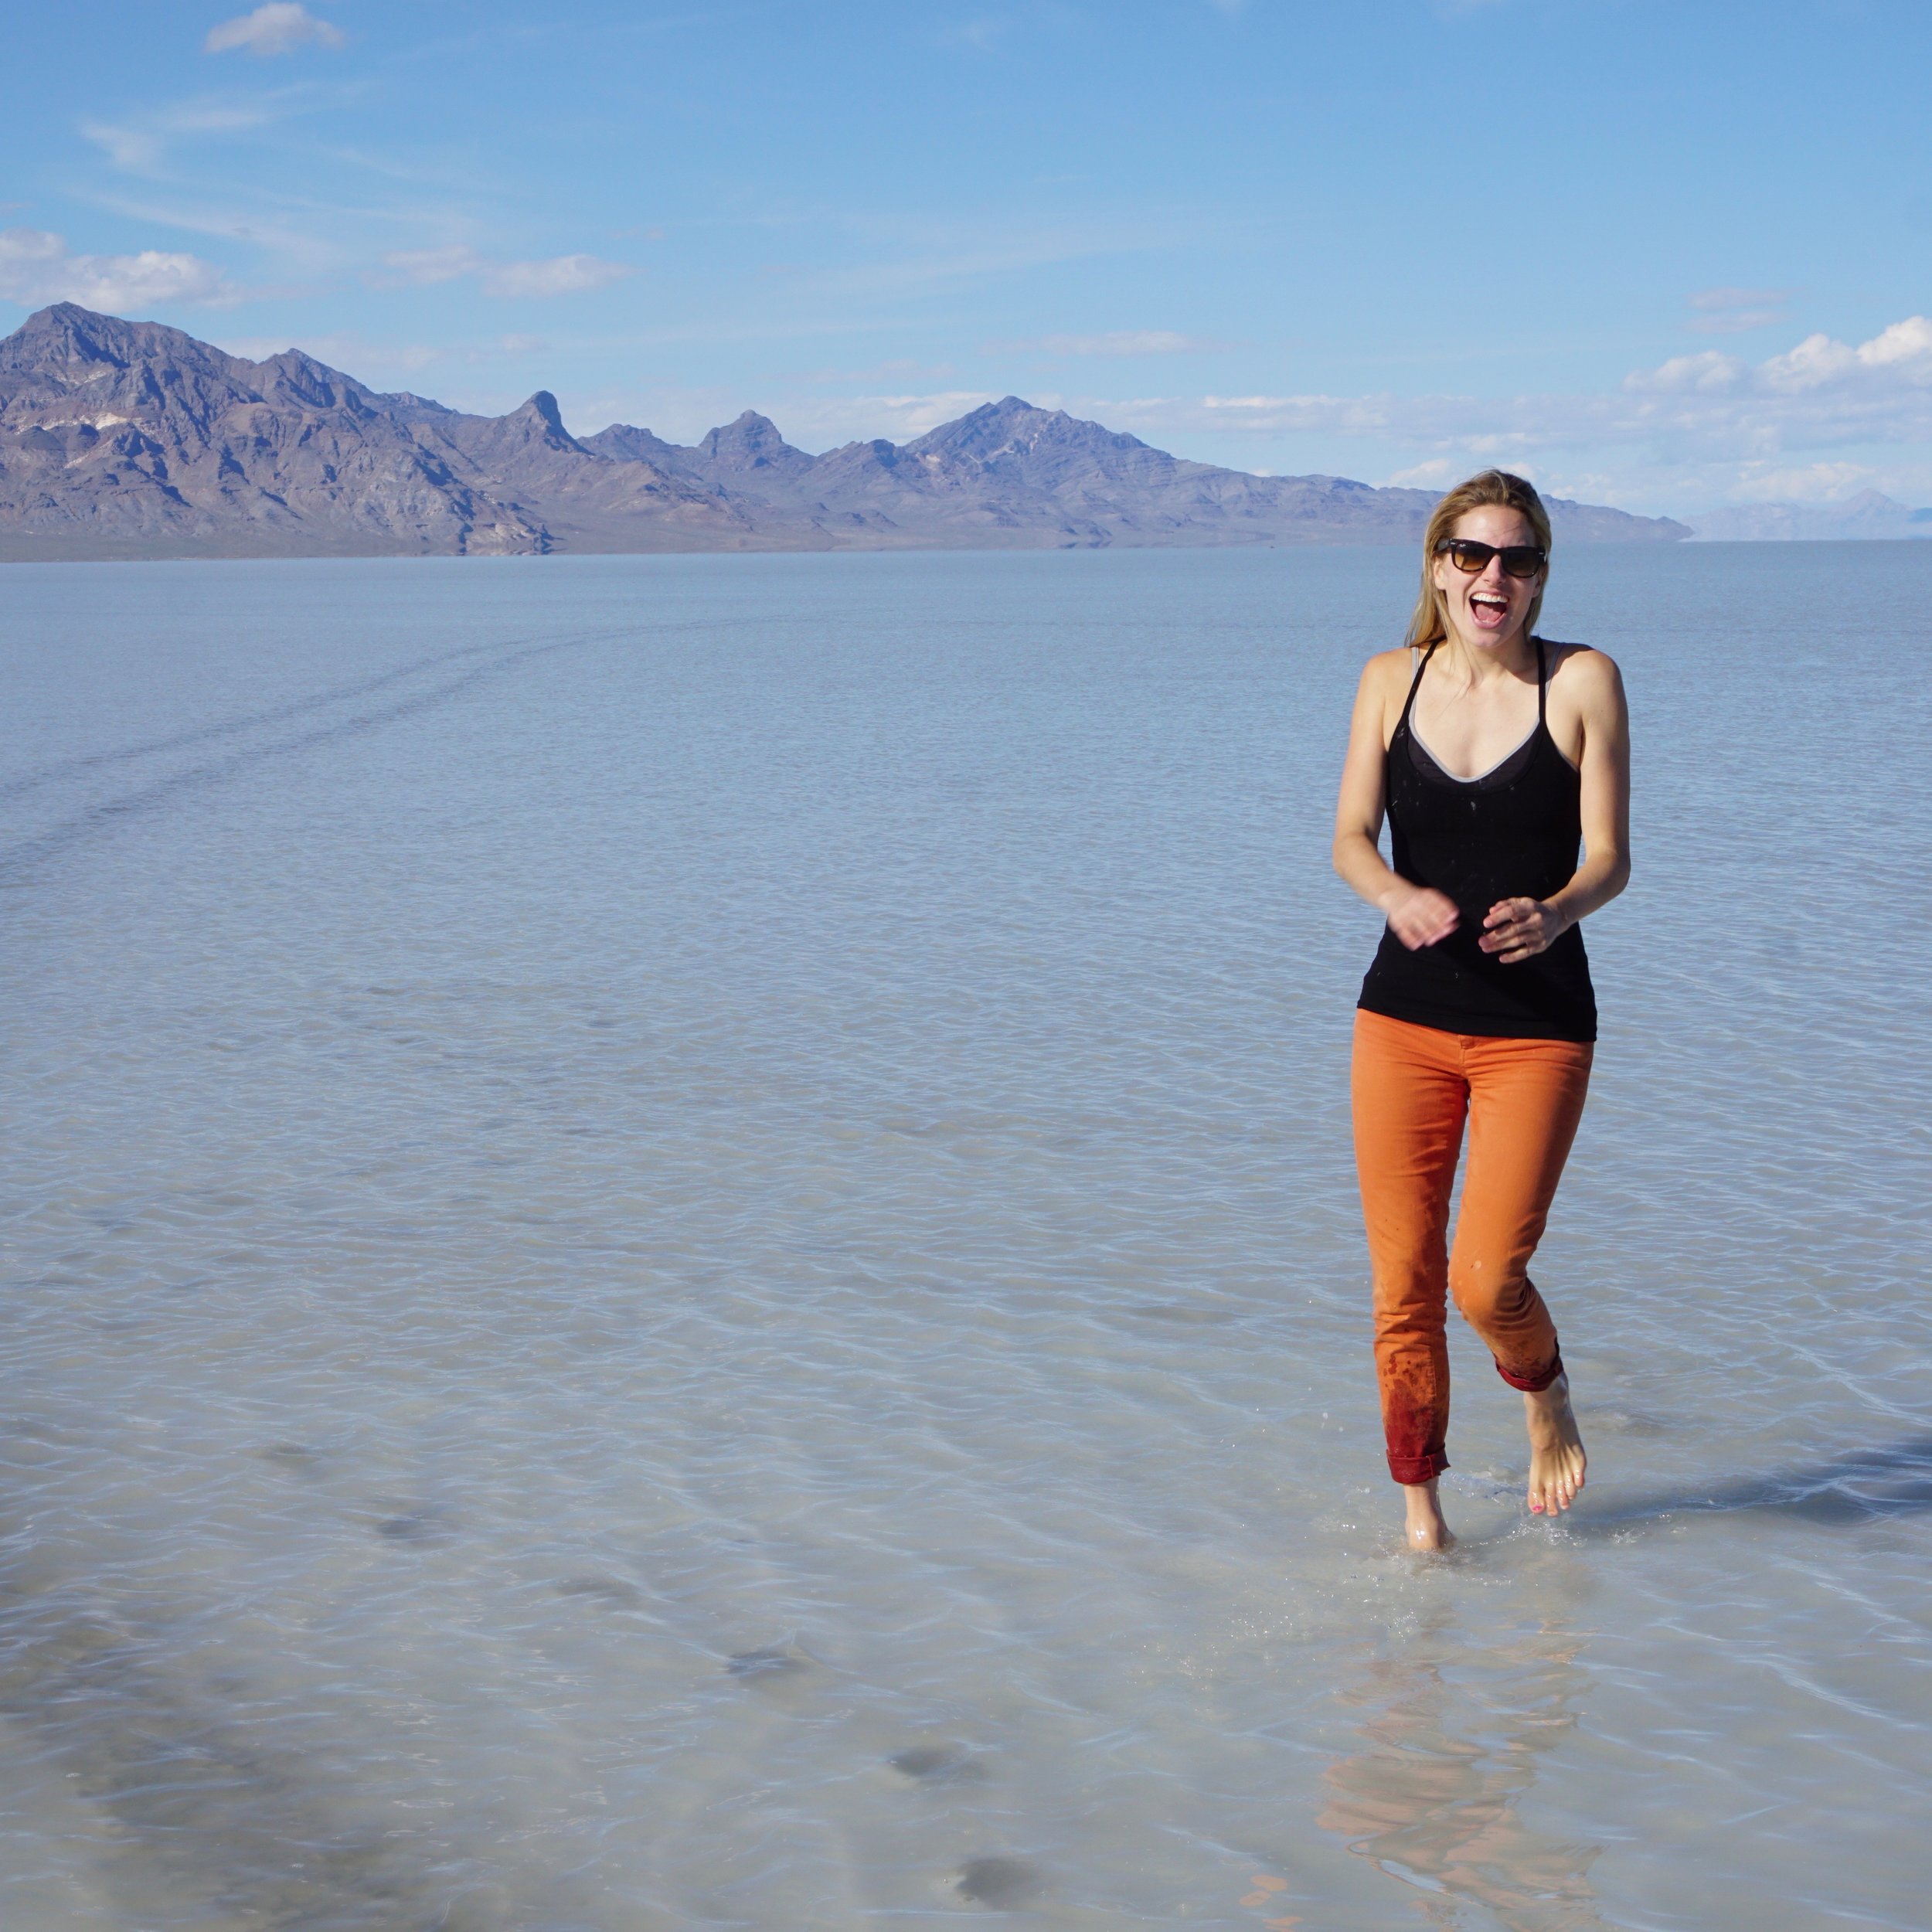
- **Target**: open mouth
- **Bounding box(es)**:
[1469,592,1511,628]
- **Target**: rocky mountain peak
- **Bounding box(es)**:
[508,390,583,449]
[583,420,685,466]
[253,348,359,413]
[697,410,812,474]
[906,395,1151,467]
[0,302,149,381]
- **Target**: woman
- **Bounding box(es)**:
[1332,470,1630,1551]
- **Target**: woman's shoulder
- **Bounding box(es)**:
[1542,639,1624,689]
[1541,641,1628,736]
[1359,645,1418,688]
[1354,645,1420,717]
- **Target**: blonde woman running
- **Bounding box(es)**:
[1333,470,1631,1551]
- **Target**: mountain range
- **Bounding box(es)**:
[0,304,1690,560]
[1685,492,1932,542]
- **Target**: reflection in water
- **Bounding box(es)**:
[1319,1614,1607,1931]
[1579,1434,1932,1532]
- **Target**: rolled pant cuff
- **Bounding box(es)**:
[1387,1451,1449,1486]
[1494,1350,1564,1394]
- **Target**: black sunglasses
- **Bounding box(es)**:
[1435,538,1546,579]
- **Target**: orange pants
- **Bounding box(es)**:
[1351,1008,1592,1485]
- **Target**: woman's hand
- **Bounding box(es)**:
[1381,883,1460,951]
[1481,897,1567,963]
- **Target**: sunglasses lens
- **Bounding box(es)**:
[1438,540,1546,577]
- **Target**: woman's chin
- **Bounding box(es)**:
[1458,616,1522,651]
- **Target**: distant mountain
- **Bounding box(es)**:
[0,304,1689,560]
[584,400,1686,550]
[1686,491,1932,542]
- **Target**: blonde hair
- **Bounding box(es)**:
[1405,470,1554,649]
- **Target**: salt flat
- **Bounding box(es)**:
[1,543,1927,1930]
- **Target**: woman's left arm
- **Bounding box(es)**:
[1481,649,1631,964]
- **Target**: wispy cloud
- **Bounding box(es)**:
[78,189,349,278]
[484,254,631,298]
[80,122,165,173]
[0,226,234,310]
[938,17,1008,52]
[371,247,633,298]
[375,245,483,287]
[990,329,1226,356]
[1687,285,1790,335]
[783,358,960,385]
[205,4,345,58]
[81,101,279,177]
[743,207,1212,304]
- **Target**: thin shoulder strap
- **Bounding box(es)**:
[1536,636,1547,725]
[1398,643,1434,733]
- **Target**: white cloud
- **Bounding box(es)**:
[0,226,233,310]
[1056,316,1932,512]
[1385,458,1460,489]
[205,4,344,56]
[371,247,631,298]
[1086,318,1932,462]
[1628,317,1932,415]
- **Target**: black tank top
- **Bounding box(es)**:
[1357,639,1597,1043]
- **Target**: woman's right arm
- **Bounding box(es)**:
[1332,654,1461,950]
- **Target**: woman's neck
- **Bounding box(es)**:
[1433,628,1536,688]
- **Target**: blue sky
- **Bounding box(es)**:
[2,0,1928,515]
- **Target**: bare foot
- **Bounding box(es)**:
[1523,1375,1587,1515]
[1401,1479,1454,1552]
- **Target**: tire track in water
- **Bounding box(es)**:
[0,631,574,804]
[0,625,633,886]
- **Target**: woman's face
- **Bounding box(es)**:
[1430,504,1545,651]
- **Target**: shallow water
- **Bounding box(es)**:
[2,544,1927,1930]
